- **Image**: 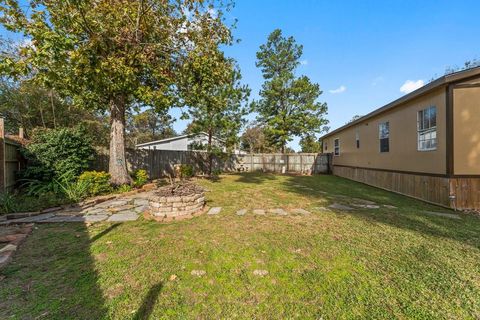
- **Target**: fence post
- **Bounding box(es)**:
[300,154,303,174]
[0,118,5,193]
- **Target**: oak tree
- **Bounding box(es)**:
[0,0,232,184]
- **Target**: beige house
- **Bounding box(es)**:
[321,67,480,210]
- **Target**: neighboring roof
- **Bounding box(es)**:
[135,132,225,148]
[321,66,480,140]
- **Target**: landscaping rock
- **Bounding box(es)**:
[6,211,41,220]
[83,208,106,215]
[83,215,109,223]
[41,215,89,223]
[0,244,17,253]
[2,213,55,225]
[269,208,288,215]
[291,208,311,215]
[351,198,377,205]
[107,212,139,222]
[383,205,398,209]
[191,270,206,277]
[253,269,268,277]
[134,199,149,206]
[207,207,222,215]
[0,251,13,265]
[253,209,265,215]
[41,206,63,214]
[236,209,247,216]
[423,211,460,219]
[352,204,380,209]
[328,203,354,211]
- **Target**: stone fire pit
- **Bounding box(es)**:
[148,183,205,221]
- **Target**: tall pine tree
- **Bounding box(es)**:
[254,29,328,152]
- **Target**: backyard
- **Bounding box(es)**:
[1,173,479,319]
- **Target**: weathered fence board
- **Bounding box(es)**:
[93,150,331,179]
[0,119,24,192]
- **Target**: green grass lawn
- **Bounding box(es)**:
[1,173,480,319]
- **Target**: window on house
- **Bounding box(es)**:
[355,130,360,149]
[334,138,340,156]
[417,106,437,151]
[324,141,328,151]
[379,122,389,152]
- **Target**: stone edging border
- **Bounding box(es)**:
[4,183,157,221]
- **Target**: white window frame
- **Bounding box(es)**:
[417,106,437,151]
[334,138,340,156]
[379,122,389,153]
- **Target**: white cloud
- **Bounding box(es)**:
[400,79,424,94]
[329,85,347,94]
[300,59,308,66]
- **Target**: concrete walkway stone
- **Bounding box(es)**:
[383,205,398,209]
[253,209,265,215]
[236,209,247,216]
[291,208,311,215]
[107,212,139,222]
[329,203,354,211]
[207,207,222,215]
[269,208,288,215]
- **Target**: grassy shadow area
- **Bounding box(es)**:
[0,223,108,319]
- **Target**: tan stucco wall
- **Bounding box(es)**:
[322,87,447,174]
[453,86,480,175]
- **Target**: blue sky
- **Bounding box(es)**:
[216,0,479,150]
[2,1,479,150]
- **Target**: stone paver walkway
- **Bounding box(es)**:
[269,208,288,216]
[0,224,33,268]
[207,207,222,215]
[291,208,311,215]
[1,191,155,226]
[235,209,247,216]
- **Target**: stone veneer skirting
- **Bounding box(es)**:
[148,192,205,218]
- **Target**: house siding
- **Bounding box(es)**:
[453,86,480,175]
[323,87,447,175]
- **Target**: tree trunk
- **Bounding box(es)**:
[208,129,213,176]
[109,95,132,186]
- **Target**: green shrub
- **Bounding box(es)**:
[0,192,18,213]
[117,184,133,193]
[55,177,89,202]
[132,169,148,187]
[78,171,112,196]
[180,164,194,179]
[20,127,95,182]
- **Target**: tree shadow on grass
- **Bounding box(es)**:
[234,172,278,184]
[0,223,108,319]
[90,223,121,242]
[132,282,164,320]
[282,174,480,249]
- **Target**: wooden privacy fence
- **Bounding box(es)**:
[0,119,25,192]
[93,149,332,179]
